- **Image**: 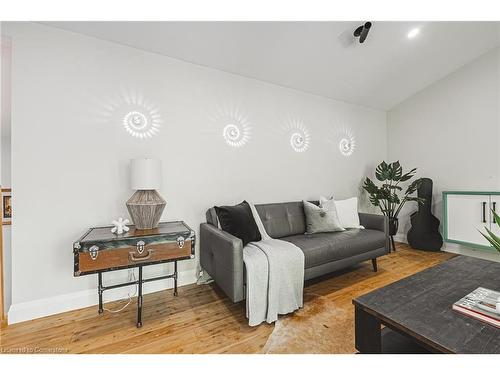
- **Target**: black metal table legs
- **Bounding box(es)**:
[98,272,103,314]
[174,261,178,297]
[137,266,143,328]
[97,262,179,328]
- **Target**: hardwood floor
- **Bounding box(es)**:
[0,243,454,354]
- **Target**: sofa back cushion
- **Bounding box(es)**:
[255,201,306,238]
[206,201,308,239]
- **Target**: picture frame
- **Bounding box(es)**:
[2,188,11,225]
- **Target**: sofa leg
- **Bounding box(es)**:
[371,258,378,272]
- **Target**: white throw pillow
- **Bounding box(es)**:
[320,196,364,229]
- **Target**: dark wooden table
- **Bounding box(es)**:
[353,255,500,353]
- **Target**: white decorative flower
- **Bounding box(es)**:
[111,217,130,235]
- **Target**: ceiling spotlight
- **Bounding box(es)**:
[353,22,372,43]
[407,28,420,39]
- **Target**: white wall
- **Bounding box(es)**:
[388,47,500,261]
[1,34,12,317]
[1,136,11,314]
[4,22,387,323]
[1,137,10,186]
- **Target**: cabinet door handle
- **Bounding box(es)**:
[493,202,497,224]
[482,202,487,223]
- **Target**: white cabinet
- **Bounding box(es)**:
[444,192,500,250]
[490,196,500,237]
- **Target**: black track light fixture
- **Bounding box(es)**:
[353,22,372,43]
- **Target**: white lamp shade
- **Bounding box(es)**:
[130,158,162,190]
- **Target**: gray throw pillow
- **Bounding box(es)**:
[303,200,345,234]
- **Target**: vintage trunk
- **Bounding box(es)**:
[73,221,195,276]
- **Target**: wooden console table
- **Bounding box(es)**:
[73,221,195,327]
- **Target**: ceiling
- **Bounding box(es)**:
[42,21,500,110]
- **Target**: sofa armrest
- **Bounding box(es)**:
[359,212,387,232]
[359,213,390,253]
[200,223,245,303]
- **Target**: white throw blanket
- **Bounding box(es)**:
[243,203,304,326]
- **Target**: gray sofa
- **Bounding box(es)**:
[200,201,389,303]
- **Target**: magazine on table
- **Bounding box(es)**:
[452,287,500,328]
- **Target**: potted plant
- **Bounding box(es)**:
[480,212,500,315]
[480,210,500,253]
[362,161,423,252]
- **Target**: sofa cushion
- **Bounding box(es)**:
[215,201,261,246]
[321,196,363,229]
[303,200,344,234]
[281,229,386,269]
[255,201,306,238]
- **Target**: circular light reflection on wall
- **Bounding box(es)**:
[338,129,356,156]
[208,101,252,148]
[281,118,311,152]
[223,123,248,147]
[290,131,309,152]
[92,89,163,139]
[279,117,311,153]
[339,138,354,156]
[123,110,161,139]
[124,111,148,130]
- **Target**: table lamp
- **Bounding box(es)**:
[126,158,166,230]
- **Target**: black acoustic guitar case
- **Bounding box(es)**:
[407,178,443,251]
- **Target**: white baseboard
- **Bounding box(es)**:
[441,242,500,262]
[393,233,408,243]
[392,233,500,264]
[8,269,197,324]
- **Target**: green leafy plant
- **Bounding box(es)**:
[480,210,500,253]
[362,161,424,221]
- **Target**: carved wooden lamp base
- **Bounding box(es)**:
[126,190,166,230]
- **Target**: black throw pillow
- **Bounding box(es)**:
[214,201,262,246]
